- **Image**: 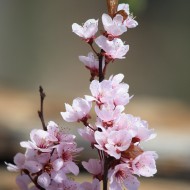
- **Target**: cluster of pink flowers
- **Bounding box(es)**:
[62,74,157,190]
[72,3,138,80]
[6,121,82,189]
[6,2,157,190]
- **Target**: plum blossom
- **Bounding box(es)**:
[132,151,158,177]
[108,164,140,190]
[82,159,103,176]
[124,15,138,28]
[6,121,82,189]
[78,126,96,144]
[95,104,124,122]
[105,130,132,159]
[47,121,75,143]
[94,130,109,151]
[79,52,105,77]
[72,19,98,41]
[95,35,129,60]
[117,3,130,15]
[117,3,138,29]
[61,98,92,123]
[20,129,57,152]
[85,79,112,104]
[102,13,127,37]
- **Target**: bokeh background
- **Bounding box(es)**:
[0,0,190,189]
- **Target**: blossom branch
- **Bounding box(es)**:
[23,170,45,190]
[98,49,105,82]
[106,0,119,18]
[38,86,47,131]
[103,155,109,190]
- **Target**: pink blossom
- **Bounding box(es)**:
[117,3,130,15]
[78,126,96,144]
[47,121,75,143]
[95,104,124,122]
[108,164,140,190]
[6,153,25,172]
[102,13,127,36]
[105,130,132,159]
[20,129,57,152]
[6,152,42,174]
[108,73,125,88]
[132,151,158,177]
[85,79,112,104]
[124,15,138,28]
[82,159,103,176]
[117,3,138,29]
[80,178,100,190]
[61,98,92,123]
[79,52,105,77]
[94,130,108,151]
[72,19,98,41]
[95,35,129,59]
[37,172,51,188]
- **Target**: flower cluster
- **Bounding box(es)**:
[6,2,157,190]
[62,2,157,189]
[62,74,157,189]
[6,121,82,190]
[72,3,138,80]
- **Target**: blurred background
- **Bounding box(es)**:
[0,0,190,189]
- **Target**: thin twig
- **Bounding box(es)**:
[38,86,47,131]
[89,43,99,56]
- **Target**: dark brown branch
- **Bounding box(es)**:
[103,154,109,190]
[99,49,105,82]
[23,170,45,190]
[38,86,47,131]
[106,0,119,18]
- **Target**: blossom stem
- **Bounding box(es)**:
[103,154,109,190]
[23,170,45,190]
[98,49,104,82]
[106,0,119,18]
[89,43,99,56]
[38,86,47,131]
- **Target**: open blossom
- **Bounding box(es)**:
[61,98,92,123]
[105,130,132,159]
[102,13,127,37]
[85,79,112,104]
[95,35,129,59]
[132,151,158,177]
[20,129,57,152]
[117,3,130,15]
[108,164,140,190]
[82,159,103,176]
[124,15,138,28]
[78,126,96,144]
[79,52,105,77]
[95,104,124,122]
[72,19,98,41]
[117,3,138,29]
